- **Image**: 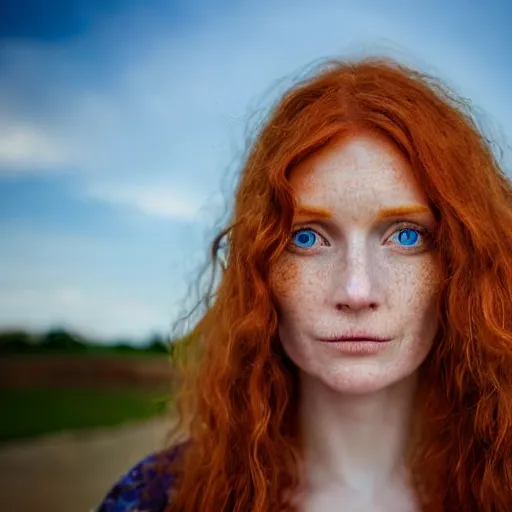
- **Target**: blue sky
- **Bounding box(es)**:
[0,0,510,343]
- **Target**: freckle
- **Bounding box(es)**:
[271,260,299,297]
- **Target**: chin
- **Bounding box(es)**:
[313,365,414,396]
[335,381,395,396]
[323,377,392,395]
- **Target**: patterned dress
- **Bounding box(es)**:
[95,445,184,512]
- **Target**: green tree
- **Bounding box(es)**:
[42,328,88,353]
[145,333,169,355]
[0,330,36,355]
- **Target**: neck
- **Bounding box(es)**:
[298,372,418,495]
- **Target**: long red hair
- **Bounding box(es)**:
[165,57,512,511]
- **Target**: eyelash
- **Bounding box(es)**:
[289,222,432,251]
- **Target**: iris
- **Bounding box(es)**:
[396,228,419,246]
[294,230,317,248]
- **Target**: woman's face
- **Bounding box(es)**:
[270,132,440,394]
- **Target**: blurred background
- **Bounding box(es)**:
[0,0,510,510]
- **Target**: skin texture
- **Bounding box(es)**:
[270,131,441,510]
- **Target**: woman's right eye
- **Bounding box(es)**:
[290,228,320,249]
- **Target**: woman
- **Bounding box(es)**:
[97,57,512,511]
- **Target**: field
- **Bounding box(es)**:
[1,354,175,442]
[0,354,178,511]
[3,387,170,442]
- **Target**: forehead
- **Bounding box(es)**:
[289,132,428,213]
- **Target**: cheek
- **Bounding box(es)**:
[416,260,441,305]
[270,258,300,300]
[270,258,327,319]
[394,258,441,320]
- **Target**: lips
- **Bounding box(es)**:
[320,334,391,343]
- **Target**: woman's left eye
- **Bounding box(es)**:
[388,227,425,248]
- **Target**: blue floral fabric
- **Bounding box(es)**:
[95,445,183,512]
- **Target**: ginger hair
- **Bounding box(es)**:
[165,57,512,511]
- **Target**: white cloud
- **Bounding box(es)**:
[83,182,225,221]
[0,123,69,171]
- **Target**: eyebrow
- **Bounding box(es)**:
[294,205,333,219]
[376,205,431,219]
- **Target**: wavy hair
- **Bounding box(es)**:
[165,57,512,511]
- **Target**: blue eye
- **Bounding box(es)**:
[292,229,317,248]
[392,228,421,247]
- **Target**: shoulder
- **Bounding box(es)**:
[95,444,186,512]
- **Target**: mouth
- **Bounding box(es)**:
[319,335,392,343]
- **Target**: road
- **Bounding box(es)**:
[0,417,171,512]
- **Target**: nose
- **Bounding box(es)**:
[331,240,380,312]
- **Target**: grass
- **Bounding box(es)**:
[2,387,171,443]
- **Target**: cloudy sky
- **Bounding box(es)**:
[0,0,510,343]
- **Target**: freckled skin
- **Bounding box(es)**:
[271,260,299,300]
[270,132,441,395]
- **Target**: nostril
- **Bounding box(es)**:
[336,302,378,311]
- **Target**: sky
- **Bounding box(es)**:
[0,0,510,343]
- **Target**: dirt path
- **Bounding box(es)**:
[0,417,172,512]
